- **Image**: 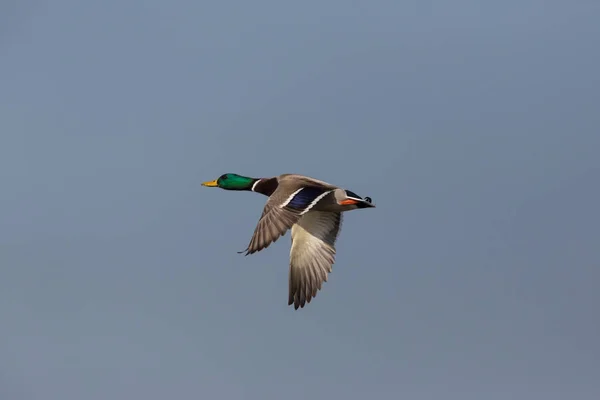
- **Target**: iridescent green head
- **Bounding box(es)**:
[202,173,257,191]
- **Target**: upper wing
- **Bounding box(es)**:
[241,185,333,255]
[288,211,343,309]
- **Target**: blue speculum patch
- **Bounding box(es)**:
[287,186,329,209]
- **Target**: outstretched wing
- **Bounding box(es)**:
[240,201,300,255]
[241,185,333,255]
[288,211,343,309]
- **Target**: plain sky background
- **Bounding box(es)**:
[1,1,599,399]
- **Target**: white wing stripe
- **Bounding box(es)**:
[299,190,333,215]
[279,188,304,208]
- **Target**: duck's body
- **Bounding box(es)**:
[202,173,375,309]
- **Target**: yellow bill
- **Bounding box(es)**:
[201,179,219,187]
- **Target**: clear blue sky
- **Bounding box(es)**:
[1,1,599,399]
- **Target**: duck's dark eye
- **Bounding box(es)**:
[219,174,229,181]
[364,196,372,203]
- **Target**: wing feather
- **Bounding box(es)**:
[241,202,301,255]
[288,211,343,309]
[241,184,333,255]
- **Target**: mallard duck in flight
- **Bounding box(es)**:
[202,173,375,309]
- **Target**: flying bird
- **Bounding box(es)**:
[202,173,375,309]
